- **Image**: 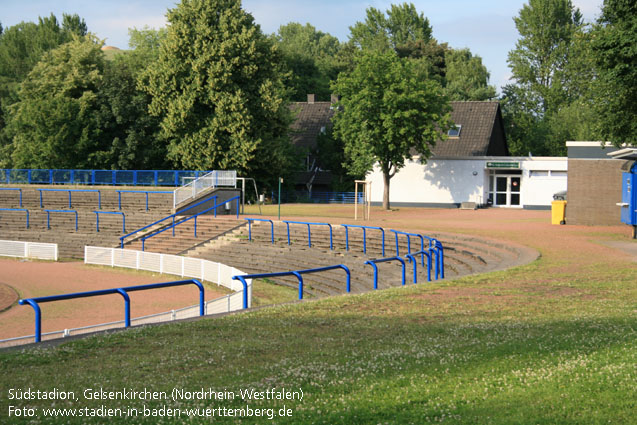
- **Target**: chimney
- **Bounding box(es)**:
[307,94,315,104]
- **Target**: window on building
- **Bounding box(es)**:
[448,125,462,137]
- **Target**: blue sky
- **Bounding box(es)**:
[1,0,603,94]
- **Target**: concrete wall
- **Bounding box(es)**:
[566,159,631,225]
[368,156,567,209]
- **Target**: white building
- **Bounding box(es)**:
[368,156,567,209]
[366,102,567,209]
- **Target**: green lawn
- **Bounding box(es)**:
[0,210,635,424]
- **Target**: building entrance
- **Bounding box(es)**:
[489,170,522,207]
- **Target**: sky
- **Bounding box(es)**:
[1,0,604,94]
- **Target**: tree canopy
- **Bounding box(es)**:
[591,0,637,145]
[140,0,296,187]
[332,50,451,209]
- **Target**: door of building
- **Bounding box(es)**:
[490,172,522,207]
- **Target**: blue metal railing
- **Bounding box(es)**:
[120,194,218,248]
[391,230,444,278]
[245,218,274,244]
[364,257,407,289]
[0,188,22,207]
[341,224,385,256]
[283,220,333,250]
[38,188,101,209]
[116,190,173,210]
[232,264,351,306]
[140,196,240,251]
[406,250,433,283]
[19,279,204,343]
[45,209,78,231]
[94,211,126,233]
[2,169,212,186]
[0,208,29,228]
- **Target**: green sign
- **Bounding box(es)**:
[486,161,520,169]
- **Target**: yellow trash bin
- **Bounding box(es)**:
[551,201,567,225]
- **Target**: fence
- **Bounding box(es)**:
[273,191,365,204]
[1,169,216,186]
[0,246,252,346]
[0,240,58,261]
[173,170,237,208]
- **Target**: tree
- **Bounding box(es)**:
[332,50,451,210]
[444,48,496,101]
[272,23,342,101]
[507,0,584,115]
[0,13,88,165]
[592,0,637,145]
[95,28,168,170]
[140,0,296,188]
[349,3,433,52]
[5,35,108,168]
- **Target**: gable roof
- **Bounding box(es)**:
[432,101,508,157]
[289,101,335,152]
[288,99,508,158]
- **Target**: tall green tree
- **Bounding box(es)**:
[140,0,296,188]
[5,35,108,168]
[444,48,496,101]
[349,3,433,52]
[507,0,584,115]
[332,50,451,210]
[0,13,87,165]
[95,27,168,170]
[592,0,637,145]
[272,23,342,101]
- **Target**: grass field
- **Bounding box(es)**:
[0,207,635,424]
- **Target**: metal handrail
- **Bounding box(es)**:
[116,190,172,211]
[232,264,351,306]
[282,220,333,250]
[340,224,385,256]
[140,196,240,251]
[405,250,434,283]
[94,211,126,233]
[44,209,78,231]
[19,279,204,343]
[0,188,22,207]
[119,194,218,248]
[38,188,101,209]
[364,257,406,289]
[0,208,29,228]
[245,218,274,244]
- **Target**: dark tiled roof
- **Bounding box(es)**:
[432,101,506,157]
[289,102,335,151]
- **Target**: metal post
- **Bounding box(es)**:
[278,177,282,220]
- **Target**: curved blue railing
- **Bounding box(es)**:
[94,211,126,233]
[0,208,29,229]
[406,250,433,283]
[364,257,407,289]
[0,188,22,207]
[245,218,274,244]
[116,190,173,211]
[341,224,385,256]
[19,279,204,343]
[45,209,78,231]
[282,221,333,250]
[232,264,351,304]
[38,188,101,209]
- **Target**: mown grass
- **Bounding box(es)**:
[0,209,635,424]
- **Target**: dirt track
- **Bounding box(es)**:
[0,260,225,340]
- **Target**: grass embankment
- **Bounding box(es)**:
[0,209,635,424]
